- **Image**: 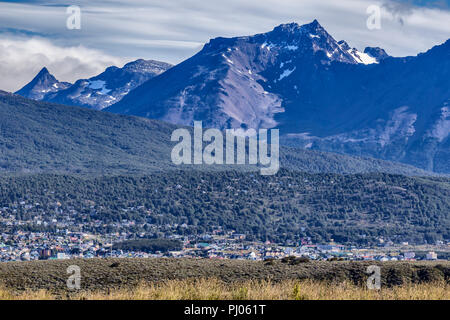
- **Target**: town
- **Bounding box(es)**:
[1,227,448,262]
[1,197,448,262]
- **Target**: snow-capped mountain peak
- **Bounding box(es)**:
[16,59,173,110]
[338,41,384,64]
[107,20,382,130]
[346,48,378,64]
[262,20,382,65]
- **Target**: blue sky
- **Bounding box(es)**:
[0,0,449,91]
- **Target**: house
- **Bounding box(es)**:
[404,252,415,260]
[233,234,246,240]
[426,252,438,260]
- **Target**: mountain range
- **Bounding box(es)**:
[16,59,172,110]
[15,20,449,174]
[103,20,449,174]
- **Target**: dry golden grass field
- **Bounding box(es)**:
[0,258,448,300]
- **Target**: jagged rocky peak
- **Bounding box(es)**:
[15,67,71,100]
[271,21,303,34]
[364,47,390,61]
[272,20,324,35]
[299,19,328,35]
[32,67,58,85]
[261,21,381,66]
[36,66,51,77]
[202,20,363,67]
[266,20,330,44]
[204,20,329,53]
[266,21,367,66]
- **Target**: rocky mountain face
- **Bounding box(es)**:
[106,20,449,173]
[16,59,172,110]
[279,38,450,173]
[364,47,390,61]
[107,20,380,131]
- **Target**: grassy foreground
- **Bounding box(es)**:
[0,279,448,300]
[0,258,448,300]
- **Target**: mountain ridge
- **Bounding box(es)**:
[16,59,173,110]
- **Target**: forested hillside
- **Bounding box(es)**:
[1,171,448,244]
[0,91,431,176]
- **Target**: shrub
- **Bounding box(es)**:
[290,257,310,265]
[264,258,276,266]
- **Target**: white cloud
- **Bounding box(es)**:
[0,37,126,92]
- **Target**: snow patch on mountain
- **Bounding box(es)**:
[429,103,450,142]
[378,107,417,146]
[338,41,378,64]
[88,80,111,95]
[349,49,378,65]
[261,42,275,51]
[88,80,106,90]
[222,54,234,64]
[278,67,296,81]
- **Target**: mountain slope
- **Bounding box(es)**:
[280,39,450,173]
[16,59,172,110]
[0,91,177,174]
[106,21,449,173]
[0,91,430,176]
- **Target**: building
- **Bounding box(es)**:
[404,252,415,260]
[426,251,438,260]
